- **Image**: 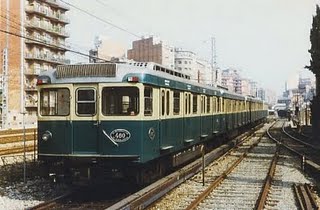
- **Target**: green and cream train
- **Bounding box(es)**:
[37,62,268,184]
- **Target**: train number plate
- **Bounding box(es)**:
[110,129,131,143]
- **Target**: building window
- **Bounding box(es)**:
[185,61,188,64]
[178,61,182,64]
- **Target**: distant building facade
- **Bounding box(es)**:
[127,36,174,69]
[221,68,241,93]
[0,0,70,129]
[174,49,216,85]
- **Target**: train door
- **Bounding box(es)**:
[72,84,99,154]
[183,92,193,143]
[159,88,172,151]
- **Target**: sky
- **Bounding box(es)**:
[66,0,319,96]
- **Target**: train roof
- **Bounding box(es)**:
[38,62,259,101]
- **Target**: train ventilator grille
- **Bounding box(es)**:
[56,64,116,78]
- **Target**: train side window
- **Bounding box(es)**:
[173,91,180,115]
[222,98,225,113]
[201,96,205,114]
[161,90,165,116]
[76,88,96,116]
[102,87,139,116]
[193,94,198,114]
[217,97,220,113]
[207,96,211,114]
[188,94,191,114]
[40,88,70,116]
[185,93,188,115]
[166,91,170,116]
[144,87,153,116]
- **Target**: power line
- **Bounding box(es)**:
[60,0,141,38]
[0,28,110,63]
[0,10,110,62]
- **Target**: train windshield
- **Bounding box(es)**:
[40,88,70,116]
[102,87,139,116]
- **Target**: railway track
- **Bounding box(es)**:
[0,145,35,156]
[0,128,37,144]
[29,191,73,210]
[109,122,272,209]
[28,121,320,209]
[281,122,320,165]
[29,123,263,210]
[0,128,37,156]
[294,184,318,210]
[262,119,319,209]
[109,120,319,210]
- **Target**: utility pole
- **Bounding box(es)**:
[210,37,217,86]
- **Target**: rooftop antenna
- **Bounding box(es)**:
[94,36,102,50]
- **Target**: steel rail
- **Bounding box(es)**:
[0,145,35,156]
[28,191,73,210]
[283,126,319,150]
[109,123,265,210]
[0,132,36,144]
[184,123,274,210]
[255,151,279,209]
[293,184,318,210]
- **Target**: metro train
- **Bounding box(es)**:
[36,62,268,184]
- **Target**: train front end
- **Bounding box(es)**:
[36,64,159,182]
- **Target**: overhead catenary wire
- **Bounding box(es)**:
[0,10,110,63]
[60,0,141,38]
[0,28,110,63]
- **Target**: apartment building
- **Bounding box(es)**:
[0,0,69,129]
[127,36,174,69]
[174,48,213,85]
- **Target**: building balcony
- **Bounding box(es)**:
[25,35,69,51]
[24,84,37,92]
[25,67,42,76]
[25,94,38,108]
[25,5,70,24]
[25,52,70,65]
[25,102,37,108]
[25,21,70,38]
[43,0,70,11]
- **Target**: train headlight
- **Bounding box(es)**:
[42,131,52,141]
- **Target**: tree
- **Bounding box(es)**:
[306,5,320,142]
[306,5,320,95]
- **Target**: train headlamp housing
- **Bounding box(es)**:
[42,131,52,141]
[37,76,51,85]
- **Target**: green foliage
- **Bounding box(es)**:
[306,5,320,75]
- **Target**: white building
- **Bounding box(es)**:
[174,48,214,85]
[221,68,241,92]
